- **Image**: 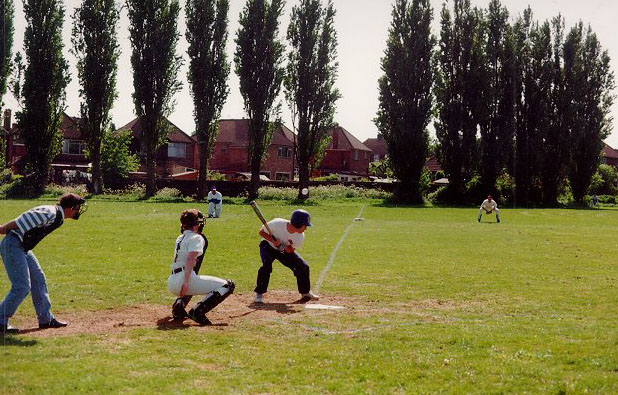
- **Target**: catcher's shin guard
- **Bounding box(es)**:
[188,280,235,325]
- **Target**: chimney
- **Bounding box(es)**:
[3,109,11,131]
[332,128,339,148]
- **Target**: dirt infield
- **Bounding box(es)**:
[7,291,351,338]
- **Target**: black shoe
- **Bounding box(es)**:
[39,318,68,329]
[1,324,19,334]
[478,218,481,223]
[172,299,187,321]
[497,219,501,223]
[187,309,212,326]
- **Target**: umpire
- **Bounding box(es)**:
[0,193,87,334]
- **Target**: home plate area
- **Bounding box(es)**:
[11,291,348,338]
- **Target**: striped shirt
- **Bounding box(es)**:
[10,205,64,241]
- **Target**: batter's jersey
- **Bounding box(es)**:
[263,218,304,250]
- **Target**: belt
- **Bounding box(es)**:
[172,267,184,275]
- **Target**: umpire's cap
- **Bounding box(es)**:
[290,209,312,228]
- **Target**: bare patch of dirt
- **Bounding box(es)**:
[9,291,351,338]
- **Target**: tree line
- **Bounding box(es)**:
[0,0,339,200]
[376,0,615,205]
[0,0,614,206]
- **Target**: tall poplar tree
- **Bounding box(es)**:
[375,0,435,204]
[479,0,515,196]
[235,0,285,200]
[435,0,482,201]
[186,0,230,200]
[540,16,568,206]
[284,0,340,200]
[0,0,13,169]
[127,0,182,197]
[563,23,615,203]
[71,0,120,194]
[14,0,69,189]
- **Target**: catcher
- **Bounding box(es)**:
[167,209,234,325]
[478,195,501,223]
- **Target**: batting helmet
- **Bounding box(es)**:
[290,209,312,228]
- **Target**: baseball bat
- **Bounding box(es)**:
[249,201,284,251]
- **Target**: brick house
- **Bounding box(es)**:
[117,117,198,177]
[315,126,372,180]
[363,134,388,162]
[208,119,296,181]
[602,143,618,168]
[4,110,92,183]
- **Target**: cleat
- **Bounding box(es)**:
[254,293,264,304]
[39,318,67,329]
[1,324,19,334]
[300,291,319,302]
[187,309,212,326]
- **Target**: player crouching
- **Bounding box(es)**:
[478,195,501,223]
[167,209,234,325]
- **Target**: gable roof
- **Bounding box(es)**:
[117,117,195,144]
[216,119,295,146]
[603,143,618,159]
[328,126,371,152]
[60,112,85,140]
[363,134,387,156]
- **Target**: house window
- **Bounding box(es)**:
[260,171,271,180]
[62,140,87,155]
[221,145,227,153]
[168,142,186,158]
[276,172,290,181]
[364,151,369,160]
[353,150,359,161]
[277,146,291,158]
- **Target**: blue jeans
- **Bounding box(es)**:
[254,240,311,295]
[0,233,54,326]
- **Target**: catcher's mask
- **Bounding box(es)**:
[73,200,88,220]
[180,209,205,233]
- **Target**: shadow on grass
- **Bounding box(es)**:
[1,335,38,347]
[227,302,302,320]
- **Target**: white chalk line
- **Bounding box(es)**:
[314,205,366,293]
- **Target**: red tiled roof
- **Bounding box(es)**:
[363,135,387,156]
[117,117,194,144]
[425,155,442,172]
[216,119,295,146]
[603,143,618,159]
[328,126,371,151]
[60,112,84,139]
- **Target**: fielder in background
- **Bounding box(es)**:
[254,209,319,304]
[167,209,234,325]
[0,193,87,334]
[478,195,501,223]
[207,186,223,218]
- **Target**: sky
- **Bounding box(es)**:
[5,0,618,148]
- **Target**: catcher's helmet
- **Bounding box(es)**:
[290,209,312,228]
[181,209,205,232]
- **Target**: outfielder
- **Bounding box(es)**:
[478,195,501,223]
[167,209,234,325]
[0,193,87,334]
[207,186,222,218]
[253,209,319,304]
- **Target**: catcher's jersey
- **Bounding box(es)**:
[171,230,205,271]
[262,218,304,250]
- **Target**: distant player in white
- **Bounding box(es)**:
[207,186,223,218]
[167,209,234,325]
[478,195,500,223]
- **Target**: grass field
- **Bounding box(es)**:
[1,199,617,394]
